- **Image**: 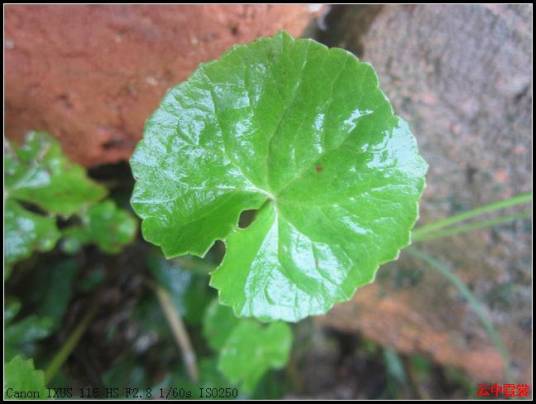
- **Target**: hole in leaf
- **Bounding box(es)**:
[205,240,226,265]
[238,209,257,229]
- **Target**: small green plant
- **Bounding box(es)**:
[130,31,428,323]
[4,131,137,274]
[4,131,138,395]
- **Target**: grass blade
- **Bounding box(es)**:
[413,210,532,242]
[413,192,532,238]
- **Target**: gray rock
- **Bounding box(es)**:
[317,4,532,384]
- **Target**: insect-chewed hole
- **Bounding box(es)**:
[206,240,226,265]
[238,209,257,229]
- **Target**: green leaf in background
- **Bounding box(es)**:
[5,299,22,323]
[4,356,48,400]
[202,300,292,392]
[202,299,239,351]
[77,266,105,293]
[130,31,427,321]
[148,254,211,325]
[31,259,79,327]
[5,199,60,270]
[5,131,107,216]
[5,261,79,361]
[219,321,292,393]
[4,131,118,270]
[62,201,137,254]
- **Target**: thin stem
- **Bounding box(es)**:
[413,210,532,242]
[44,305,99,383]
[150,281,198,383]
[406,248,513,382]
[413,192,532,238]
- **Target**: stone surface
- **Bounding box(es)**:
[5,5,320,166]
[316,4,532,383]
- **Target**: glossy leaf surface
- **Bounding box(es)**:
[6,131,107,216]
[131,32,427,321]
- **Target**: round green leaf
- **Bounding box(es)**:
[130,32,427,322]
